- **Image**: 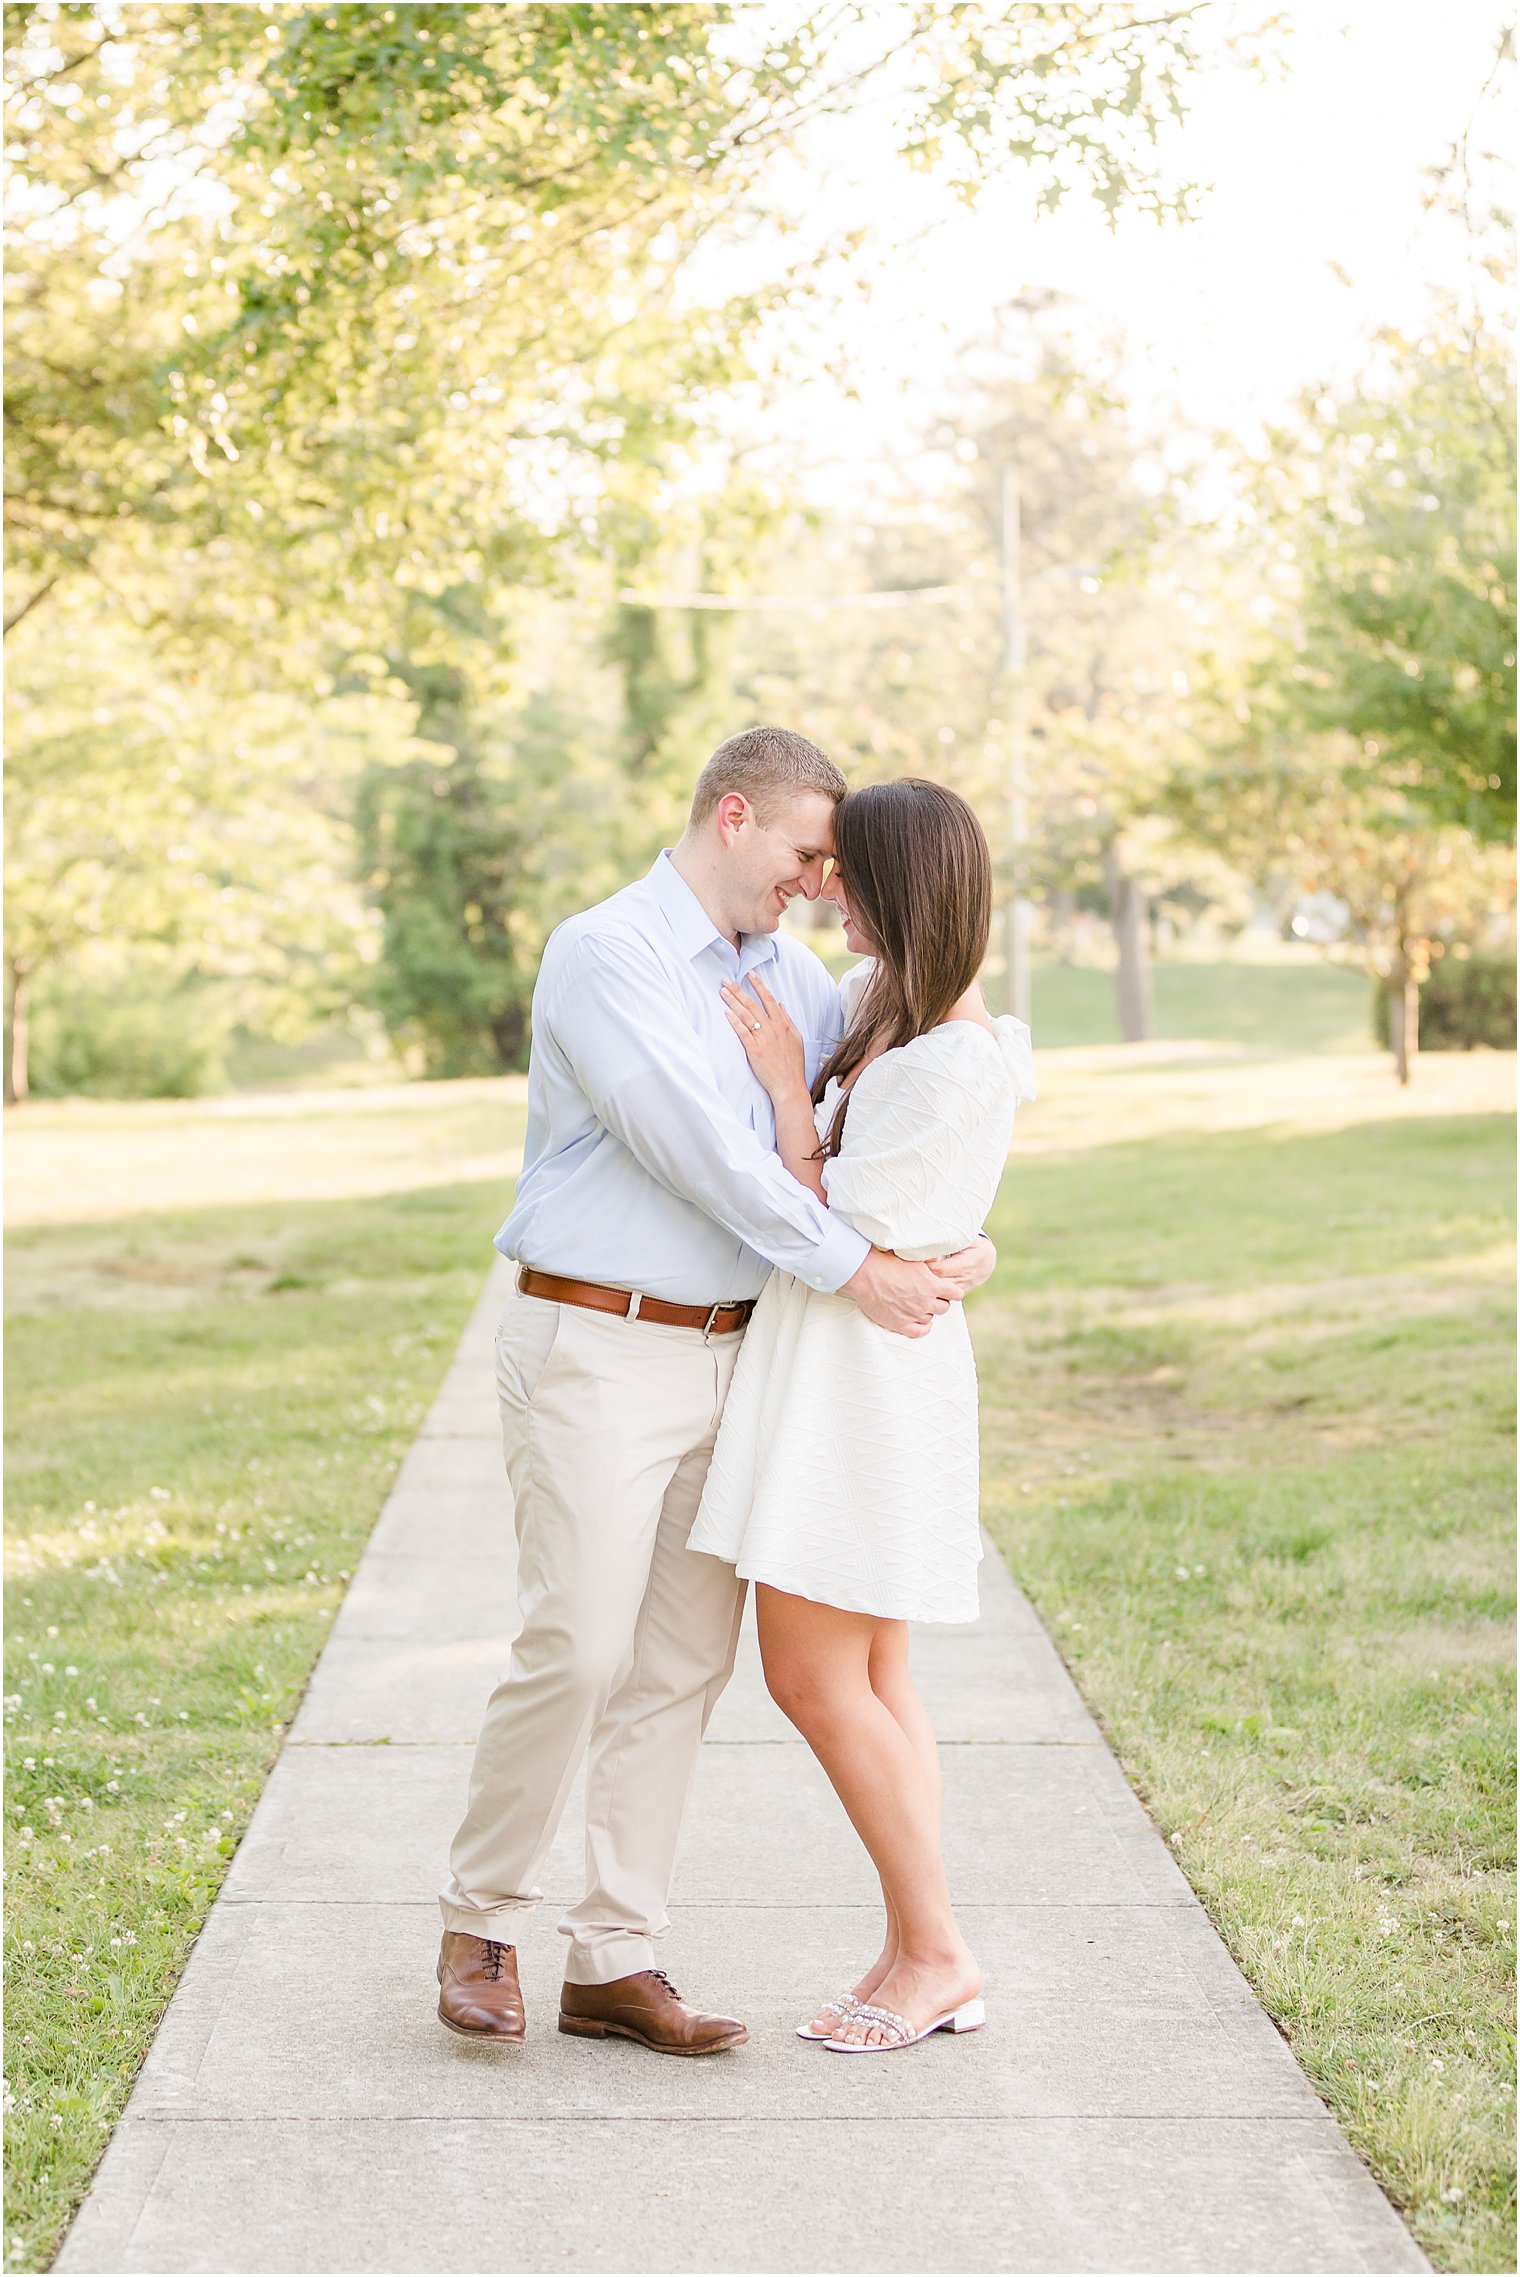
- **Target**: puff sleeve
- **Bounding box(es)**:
[821,1017,1035,1261]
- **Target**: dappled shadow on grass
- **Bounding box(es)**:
[6,1178,505,1315]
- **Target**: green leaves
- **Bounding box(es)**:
[1289,336,1517,843]
[3,2,1256,1091]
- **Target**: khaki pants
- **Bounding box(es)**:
[439,1284,747,1985]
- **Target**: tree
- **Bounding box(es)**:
[953,324,1238,1037]
[5,3,1260,649]
[1173,292,1517,1083]
[3,3,778,651]
[1258,327,1516,843]
[1169,717,1513,1084]
[3,604,405,1099]
[355,596,641,1075]
[5,2,1276,1093]
[645,325,1234,1039]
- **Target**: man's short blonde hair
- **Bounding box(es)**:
[688,725,847,829]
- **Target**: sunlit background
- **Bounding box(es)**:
[3,10,1515,2272]
[6,0,1514,1104]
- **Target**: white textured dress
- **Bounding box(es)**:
[687,994,1036,1623]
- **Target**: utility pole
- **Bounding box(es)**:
[1001,466,1032,1024]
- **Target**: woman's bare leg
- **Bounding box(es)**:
[805,1625,932,2030]
[869,1620,941,1829]
[758,1586,978,2045]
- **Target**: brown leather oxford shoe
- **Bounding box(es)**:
[436,1932,526,2043]
[558,1968,747,2056]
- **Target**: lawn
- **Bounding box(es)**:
[3,1122,522,2273]
[1022,947,1374,1052]
[4,1011,1514,2273]
[976,1097,1516,2274]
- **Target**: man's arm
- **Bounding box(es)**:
[548,937,870,1293]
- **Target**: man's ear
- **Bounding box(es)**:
[715,792,750,847]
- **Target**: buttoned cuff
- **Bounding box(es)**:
[798,1218,872,1296]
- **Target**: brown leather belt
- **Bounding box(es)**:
[517,1266,755,1335]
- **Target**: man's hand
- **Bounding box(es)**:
[842,1248,962,1339]
[932,1233,997,1300]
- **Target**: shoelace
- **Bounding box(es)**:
[478,1940,511,1982]
[646,1968,681,2001]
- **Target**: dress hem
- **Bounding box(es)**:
[695,1548,980,1627]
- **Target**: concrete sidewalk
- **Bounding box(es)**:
[59,1262,1427,2275]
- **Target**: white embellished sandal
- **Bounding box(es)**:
[796,1990,865,2042]
[826,1995,986,2053]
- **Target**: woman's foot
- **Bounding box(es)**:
[828,1949,981,2048]
[803,1938,897,2039]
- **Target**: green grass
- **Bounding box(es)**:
[976,1112,1516,2274]
[1025,952,1373,1052]
[3,1180,506,2273]
[4,1011,1512,2273]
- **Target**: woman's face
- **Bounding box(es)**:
[822,860,875,956]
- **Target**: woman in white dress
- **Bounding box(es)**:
[688,779,1035,2054]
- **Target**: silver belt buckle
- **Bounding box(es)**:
[702,1300,724,1341]
[626,1290,644,1322]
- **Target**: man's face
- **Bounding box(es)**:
[725,791,838,935]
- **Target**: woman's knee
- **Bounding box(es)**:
[761,1650,853,1740]
[756,1588,871,1731]
[762,1649,821,1725]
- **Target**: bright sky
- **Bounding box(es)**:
[732,0,1514,500]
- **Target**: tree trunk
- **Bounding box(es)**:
[1105,847,1153,1043]
[1388,964,1420,1087]
[1050,887,1077,965]
[1387,889,1423,1087]
[5,958,31,1106]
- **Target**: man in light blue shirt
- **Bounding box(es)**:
[492,842,867,1303]
[438,726,993,2054]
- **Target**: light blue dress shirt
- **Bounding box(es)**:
[495,852,873,1305]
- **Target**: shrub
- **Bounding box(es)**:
[29,976,229,1098]
[1372,953,1517,1052]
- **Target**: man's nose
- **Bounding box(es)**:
[797,858,827,901]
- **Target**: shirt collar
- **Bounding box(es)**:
[646,851,779,970]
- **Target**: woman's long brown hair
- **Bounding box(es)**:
[813,777,993,1157]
